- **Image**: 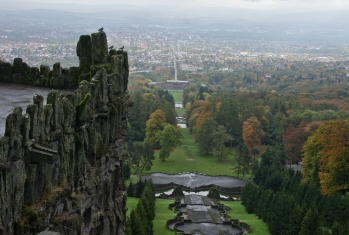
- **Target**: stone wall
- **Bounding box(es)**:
[0,31,131,235]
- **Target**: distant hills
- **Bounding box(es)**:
[2,1,349,43]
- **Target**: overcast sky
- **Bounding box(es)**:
[21,0,349,12]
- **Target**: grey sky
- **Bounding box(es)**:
[21,0,349,12]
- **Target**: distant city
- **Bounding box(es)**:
[0,7,349,75]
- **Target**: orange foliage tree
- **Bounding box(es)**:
[282,125,306,164]
[242,116,265,157]
[302,119,349,195]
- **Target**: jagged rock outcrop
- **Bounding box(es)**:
[0,32,131,235]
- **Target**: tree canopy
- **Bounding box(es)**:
[144,109,167,149]
[156,124,184,161]
[303,119,349,195]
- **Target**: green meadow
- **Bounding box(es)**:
[169,91,183,103]
[142,128,240,176]
[141,128,252,179]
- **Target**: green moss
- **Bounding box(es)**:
[15,205,44,233]
[76,93,91,120]
[78,72,91,85]
[103,64,112,74]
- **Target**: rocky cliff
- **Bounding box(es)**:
[0,31,131,235]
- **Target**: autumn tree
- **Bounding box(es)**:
[242,116,265,157]
[144,109,167,148]
[243,116,265,175]
[303,119,349,195]
[156,124,184,161]
[282,124,306,164]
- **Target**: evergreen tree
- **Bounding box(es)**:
[123,163,131,180]
[127,182,134,197]
[130,209,146,235]
[299,209,320,235]
[125,216,133,235]
[136,199,151,235]
[135,178,145,198]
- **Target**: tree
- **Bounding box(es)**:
[139,143,155,173]
[243,116,265,175]
[134,178,145,198]
[144,109,167,148]
[130,209,146,235]
[196,117,218,155]
[303,119,349,195]
[123,163,131,180]
[231,143,251,178]
[156,124,184,161]
[242,116,265,156]
[282,124,306,164]
[213,125,232,161]
[127,182,134,197]
[299,209,320,235]
[216,97,241,144]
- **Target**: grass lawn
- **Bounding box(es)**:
[169,91,183,103]
[175,107,186,116]
[127,198,270,235]
[141,128,248,177]
[224,201,271,235]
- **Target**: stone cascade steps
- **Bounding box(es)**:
[187,209,197,222]
[208,209,223,224]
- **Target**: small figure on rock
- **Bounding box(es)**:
[98,27,104,32]
[109,45,114,50]
[119,46,124,51]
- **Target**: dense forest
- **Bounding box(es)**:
[181,82,349,233]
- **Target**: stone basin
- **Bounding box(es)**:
[142,173,247,189]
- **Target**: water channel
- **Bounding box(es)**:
[0,84,54,137]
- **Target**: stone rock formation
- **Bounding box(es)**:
[0,32,131,235]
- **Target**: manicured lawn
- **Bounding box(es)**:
[127,198,270,235]
[169,91,183,103]
[224,201,271,235]
[175,107,185,116]
[142,128,241,176]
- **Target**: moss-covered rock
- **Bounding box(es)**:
[77,35,92,74]
[0,61,12,82]
[52,62,62,77]
[91,31,108,65]
[67,66,79,88]
[76,93,90,122]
